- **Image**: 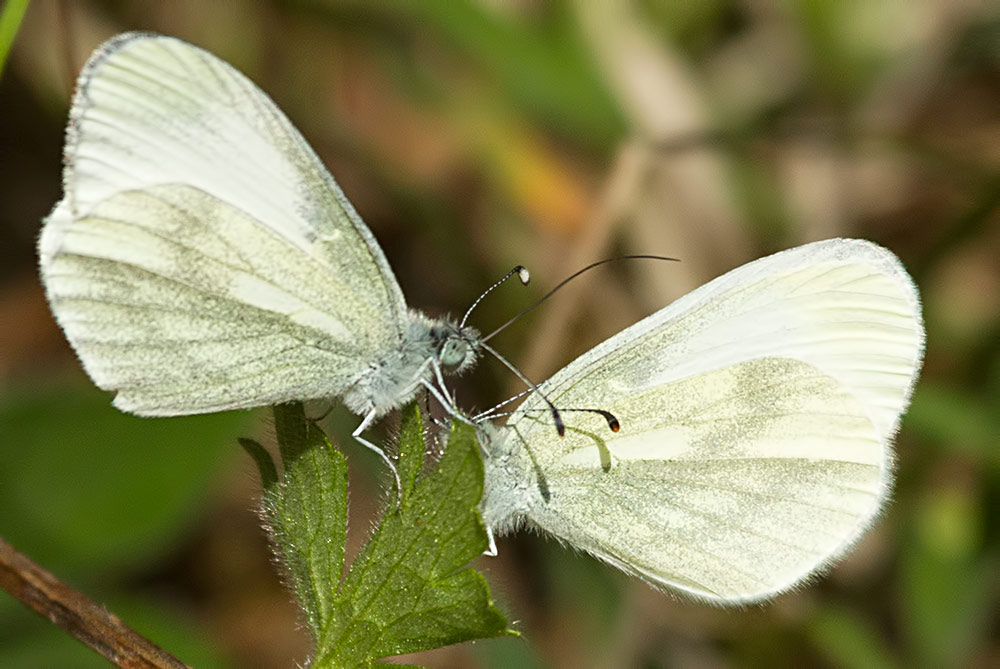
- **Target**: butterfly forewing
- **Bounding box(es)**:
[40,33,408,414]
[529,239,921,439]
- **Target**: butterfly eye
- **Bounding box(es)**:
[438,338,469,370]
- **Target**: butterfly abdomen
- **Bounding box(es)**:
[480,424,536,534]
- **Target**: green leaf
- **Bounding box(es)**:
[259,402,510,666]
[265,403,348,642]
[238,437,279,491]
[0,0,29,77]
[395,403,426,502]
[318,405,510,664]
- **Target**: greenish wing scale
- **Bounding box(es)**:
[520,358,884,602]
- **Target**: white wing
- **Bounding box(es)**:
[482,239,924,603]
[39,33,408,415]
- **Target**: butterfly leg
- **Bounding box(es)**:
[419,378,476,428]
[419,378,494,460]
[484,525,498,557]
[431,360,456,407]
[422,390,448,430]
[352,409,403,507]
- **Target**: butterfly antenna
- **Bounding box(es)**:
[472,388,532,421]
[460,265,531,328]
[482,255,679,342]
[479,341,566,437]
[583,409,620,431]
[481,406,620,433]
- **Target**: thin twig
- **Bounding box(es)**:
[0,536,189,668]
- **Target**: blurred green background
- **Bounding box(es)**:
[1,1,998,667]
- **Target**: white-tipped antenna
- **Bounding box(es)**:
[482,255,678,343]
[467,256,677,438]
[460,265,531,328]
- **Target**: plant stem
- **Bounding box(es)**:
[0,536,188,668]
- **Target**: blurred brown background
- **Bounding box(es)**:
[1,1,998,667]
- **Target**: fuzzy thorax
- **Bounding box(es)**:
[342,310,480,417]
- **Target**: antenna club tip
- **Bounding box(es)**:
[515,266,530,285]
[609,419,620,432]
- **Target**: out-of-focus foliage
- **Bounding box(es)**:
[0,1,997,666]
[0,385,249,666]
[0,0,30,76]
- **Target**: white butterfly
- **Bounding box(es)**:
[478,239,924,604]
[38,32,487,482]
